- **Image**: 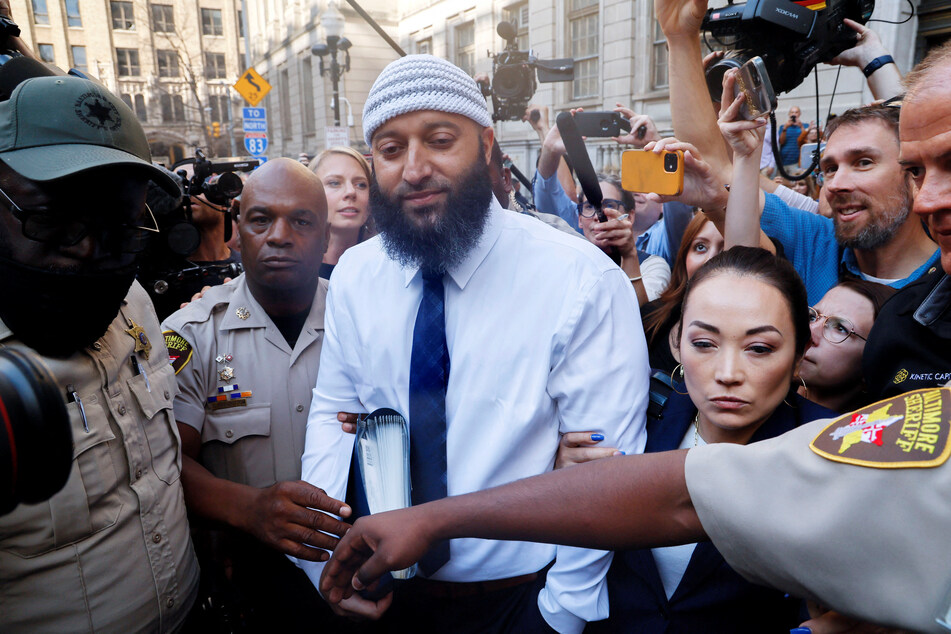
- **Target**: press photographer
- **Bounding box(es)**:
[140,150,256,320]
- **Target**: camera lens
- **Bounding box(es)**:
[664,153,679,173]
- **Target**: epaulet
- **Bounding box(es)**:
[161,281,238,332]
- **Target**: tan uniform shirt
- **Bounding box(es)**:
[685,388,951,633]
[0,280,199,632]
[161,274,326,486]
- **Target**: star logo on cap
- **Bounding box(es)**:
[73,92,122,131]
[84,98,116,126]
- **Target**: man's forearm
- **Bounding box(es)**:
[428,451,704,551]
[180,453,258,533]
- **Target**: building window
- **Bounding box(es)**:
[120,93,134,111]
[204,52,226,79]
[157,49,179,77]
[568,0,599,99]
[38,43,54,63]
[279,67,292,138]
[201,8,223,36]
[209,94,229,124]
[31,0,49,25]
[237,10,244,38]
[651,18,668,89]
[502,3,529,49]
[455,22,475,76]
[116,48,140,77]
[161,93,185,122]
[301,57,315,134]
[65,0,81,27]
[416,37,431,55]
[134,94,147,122]
[71,45,87,73]
[151,4,174,32]
[111,1,134,30]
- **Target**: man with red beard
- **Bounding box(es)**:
[753,103,938,305]
[297,54,649,633]
[862,42,951,400]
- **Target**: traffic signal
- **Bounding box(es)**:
[212,121,221,138]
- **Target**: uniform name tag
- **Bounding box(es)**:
[810,388,951,468]
[207,398,247,411]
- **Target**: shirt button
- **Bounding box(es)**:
[164,389,170,400]
[225,430,233,438]
[135,468,142,479]
[92,342,102,351]
[296,404,304,412]
[153,533,162,543]
[166,597,174,608]
[118,405,127,416]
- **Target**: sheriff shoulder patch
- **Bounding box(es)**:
[810,388,951,468]
[163,330,194,375]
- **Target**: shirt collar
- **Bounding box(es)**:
[219,276,271,331]
[401,197,505,290]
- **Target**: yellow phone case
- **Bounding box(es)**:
[620,149,684,196]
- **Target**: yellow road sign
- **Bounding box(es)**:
[233,67,272,107]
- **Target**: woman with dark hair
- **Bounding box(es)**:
[311,146,374,279]
[799,278,895,413]
[587,246,835,632]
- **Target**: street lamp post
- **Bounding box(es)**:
[311,1,351,127]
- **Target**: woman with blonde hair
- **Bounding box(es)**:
[310,146,375,279]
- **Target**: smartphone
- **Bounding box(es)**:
[734,56,777,120]
[621,149,684,196]
[571,111,632,138]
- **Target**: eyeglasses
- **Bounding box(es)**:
[0,183,159,253]
[808,307,867,344]
[578,198,623,218]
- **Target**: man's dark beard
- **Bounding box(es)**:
[832,183,913,250]
[370,158,493,275]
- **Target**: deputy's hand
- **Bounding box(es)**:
[717,70,766,160]
[245,480,352,561]
[588,206,636,256]
[320,510,435,605]
[612,105,660,148]
[329,591,393,622]
[338,411,361,434]
[555,432,622,469]
[655,0,707,39]
[643,138,729,212]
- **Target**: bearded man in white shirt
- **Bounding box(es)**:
[298,54,650,634]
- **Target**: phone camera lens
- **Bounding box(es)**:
[664,153,678,173]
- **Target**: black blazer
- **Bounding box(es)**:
[587,390,836,634]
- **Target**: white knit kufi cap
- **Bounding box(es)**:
[363,54,492,147]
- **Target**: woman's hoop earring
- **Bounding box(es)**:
[798,375,808,399]
[672,364,688,395]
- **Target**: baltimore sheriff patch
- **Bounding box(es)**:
[163,330,193,375]
[810,388,951,468]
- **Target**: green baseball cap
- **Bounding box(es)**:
[0,75,179,194]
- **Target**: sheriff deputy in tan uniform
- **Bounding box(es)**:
[161,158,352,630]
[0,66,198,629]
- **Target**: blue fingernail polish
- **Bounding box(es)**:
[591,433,604,441]
[618,451,626,455]
[790,628,811,634]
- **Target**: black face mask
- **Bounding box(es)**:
[0,255,136,357]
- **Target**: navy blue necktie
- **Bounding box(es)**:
[409,271,451,576]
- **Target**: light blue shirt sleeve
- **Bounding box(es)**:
[760,192,841,304]
[533,170,582,233]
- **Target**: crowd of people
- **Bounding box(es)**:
[2,0,951,632]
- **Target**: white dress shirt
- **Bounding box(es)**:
[299,199,649,633]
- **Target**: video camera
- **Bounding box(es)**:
[138,149,259,320]
[0,349,73,516]
[702,0,874,99]
[486,21,574,122]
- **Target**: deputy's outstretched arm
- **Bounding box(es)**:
[320,450,703,603]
